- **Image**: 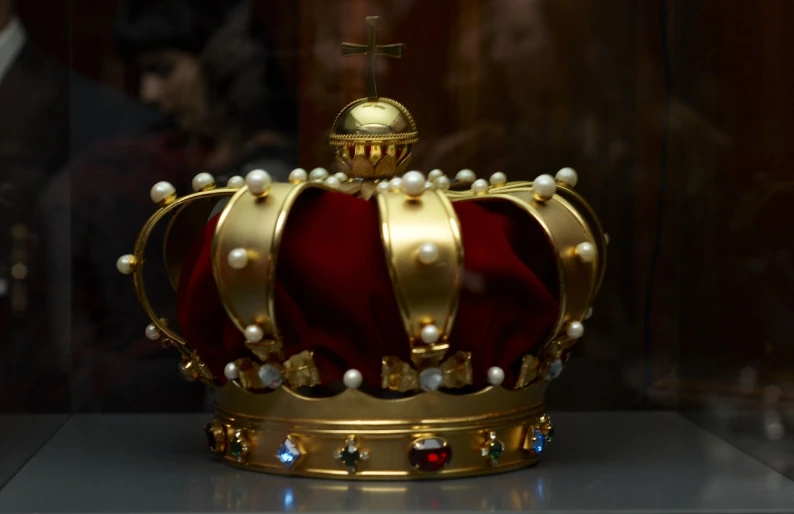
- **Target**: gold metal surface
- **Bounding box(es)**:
[381,351,472,392]
[330,98,418,141]
[212,381,548,479]
[377,189,463,367]
[341,16,405,100]
[212,182,326,343]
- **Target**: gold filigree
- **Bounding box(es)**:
[381,351,473,392]
[283,351,321,388]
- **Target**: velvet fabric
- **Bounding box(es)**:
[177,190,559,391]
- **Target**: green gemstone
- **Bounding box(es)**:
[488,440,504,460]
[230,437,245,457]
[546,426,555,442]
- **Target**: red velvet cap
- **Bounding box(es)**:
[177,190,559,391]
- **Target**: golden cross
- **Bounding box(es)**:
[341,16,405,100]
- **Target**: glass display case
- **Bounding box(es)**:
[1,0,793,512]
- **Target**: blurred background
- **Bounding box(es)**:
[1,0,793,478]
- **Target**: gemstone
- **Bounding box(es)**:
[409,437,452,472]
[546,426,555,442]
[205,424,217,452]
[419,368,444,391]
[259,364,283,389]
[229,433,248,458]
[545,359,564,381]
[530,429,546,454]
[277,438,302,469]
[339,444,360,467]
[488,440,504,460]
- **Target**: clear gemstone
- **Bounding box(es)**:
[419,367,444,391]
[545,359,564,381]
[259,364,283,389]
[277,438,302,469]
[531,429,546,454]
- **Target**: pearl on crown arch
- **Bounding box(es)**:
[150,181,176,205]
[434,176,451,190]
[555,167,578,187]
[421,324,440,344]
[531,174,556,201]
[244,324,264,343]
[455,169,476,184]
[289,168,308,183]
[325,176,341,190]
[227,248,249,270]
[116,254,136,275]
[245,170,272,196]
[402,171,426,197]
[145,323,160,341]
[575,242,596,263]
[489,172,507,187]
[191,172,215,192]
[417,242,439,265]
[226,176,245,188]
[309,167,329,181]
[471,178,489,195]
[566,321,584,339]
[428,169,445,181]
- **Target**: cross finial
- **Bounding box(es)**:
[341,16,405,101]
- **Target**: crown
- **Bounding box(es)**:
[118,17,606,480]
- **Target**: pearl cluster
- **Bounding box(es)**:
[288,167,350,191]
[371,169,518,198]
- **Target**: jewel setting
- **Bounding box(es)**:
[481,431,505,466]
[409,437,451,472]
[229,431,250,462]
[204,421,226,455]
[277,437,303,470]
[333,436,370,474]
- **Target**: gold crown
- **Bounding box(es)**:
[118,17,607,480]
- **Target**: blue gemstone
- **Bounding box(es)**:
[277,438,302,469]
[531,429,546,454]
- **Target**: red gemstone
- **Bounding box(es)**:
[409,437,452,472]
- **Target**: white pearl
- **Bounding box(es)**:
[377,180,390,192]
[425,180,435,190]
[333,172,348,182]
[489,172,507,187]
[566,321,584,339]
[471,178,490,194]
[402,171,426,197]
[116,254,136,275]
[575,242,596,263]
[428,169,445,181]
[417,242,439,265]
[245,169,272,196]
[388,177,403,192]
[289,168,308,183]
[343,369,363,389]
[325,176,341,190]
[227,175,245,188]
[227,248,249,270]
[585,307,593,320]
[191,172,215,192]
[455,169,476,183]
[421,324,440,344]
[145,323,160,340]
[435,176,451,190]
[309,167,329,181]
[244,324,263,343]
[150,181,176,204]
[224,362,239,380]
[532,174,556,201]
[556,167,578,187]
[487,366,505,386]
